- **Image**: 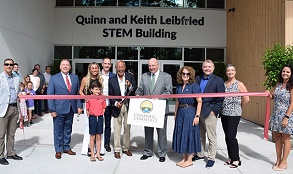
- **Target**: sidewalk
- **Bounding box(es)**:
[1,113,292,174]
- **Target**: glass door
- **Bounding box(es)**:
[72,59,103,82]
[138,61,182,113]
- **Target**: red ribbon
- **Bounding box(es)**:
[20,92,271,140]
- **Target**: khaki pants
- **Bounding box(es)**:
[0,105,18,158]
[197,113,218,161]
[114,104,131,152]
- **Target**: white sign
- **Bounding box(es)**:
[54,8,226,47]
[127,98,166,128]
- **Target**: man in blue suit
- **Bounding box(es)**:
[48,59,82,159]
[193,59,225,168]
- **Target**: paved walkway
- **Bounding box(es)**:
[0,113,292,174]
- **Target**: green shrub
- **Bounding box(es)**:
[262,43,293,89]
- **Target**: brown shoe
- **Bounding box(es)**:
[64,149,76,155]
[55,152,61,159]
[122,150,133,156]
[114,152,121,159]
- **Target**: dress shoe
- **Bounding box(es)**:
[104,144,111,152]
[206,160,215,168]
[38,113,43,116]
[0,158,9,165]
[7,154,23,160]
[192,154,204,161]
[140,155,151,160]
[64,149,76,155]
[114,152,121,159]
[159,157,166,162]
[122,150,133,156]
[55,152,61,159]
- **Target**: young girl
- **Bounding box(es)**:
[18,82,27,129]
[25,81,36,127]
[86,81,106,162]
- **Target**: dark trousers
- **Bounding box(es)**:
[221,115,241,161]
[43,87,49,112]
[34,90,43,114]
[104,105,112,145]
[53,108,74,152]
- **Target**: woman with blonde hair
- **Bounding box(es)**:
[80,62,104,156]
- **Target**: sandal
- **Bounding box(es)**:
[224,161,231,165]
[90,156,96,162]
[96,156,104,161]
[180,163,193,168]
[87,148,91,157]
[230,161,241,168]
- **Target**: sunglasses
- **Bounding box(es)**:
[4,63,14,67]
[182,72,190,76]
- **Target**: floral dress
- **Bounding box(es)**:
[19,92,27,117]
[269,83,293,134]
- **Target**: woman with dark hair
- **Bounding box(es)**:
[267,64,293,171]
[220,64,249,168]
[172,66,202,168]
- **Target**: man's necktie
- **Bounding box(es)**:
[151,74,155,92]
[66,75,71,93]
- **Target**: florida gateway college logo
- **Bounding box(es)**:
[140,100,153,113]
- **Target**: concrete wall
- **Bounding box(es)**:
[0,0,55,76]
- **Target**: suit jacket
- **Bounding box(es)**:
[47,72,82,114]
[108,73,137,117]
[195,74,225,117]
[135,71,172,113]
[0,72,20,117]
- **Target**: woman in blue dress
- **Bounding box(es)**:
[172,66,202,168]
[267,64,293,171]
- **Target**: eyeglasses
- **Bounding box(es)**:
[182,72,190,76]
[4,63,14,67]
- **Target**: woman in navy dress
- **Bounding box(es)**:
[172,66,202,168]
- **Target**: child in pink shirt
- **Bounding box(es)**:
[86,81,106,162]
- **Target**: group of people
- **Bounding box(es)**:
[0,57,292,172]
[13,63,51,128]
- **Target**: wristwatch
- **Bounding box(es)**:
[195,115,200,118]
[284,115,290,119]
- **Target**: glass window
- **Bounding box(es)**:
[140,47,182,60]
[54,46,72,59]
[206,48,225,62]
[96,0,117,6]
[117,47,138,60]
[56,0,74,6]
[184,62,202,75]
[207,0,225,9]
[184,0,205,8]
[141,0,162,7]
[74,46,115,59]
[75,0,95,6]
[184,48,205,61]
[124,61,138,84]
[118,0,139,6]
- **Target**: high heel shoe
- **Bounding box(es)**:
[272,165,278,170]
[274,165,288,171]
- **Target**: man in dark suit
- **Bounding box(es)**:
[48,59,83,159]
[101,57,116,152]
[135,58,172,162]
[193,59,225,168]
[108,60,136,159]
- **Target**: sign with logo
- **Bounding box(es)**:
[127,98,166,128]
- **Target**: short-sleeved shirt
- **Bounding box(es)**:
[86,97,106,116]
[24,88,36,107]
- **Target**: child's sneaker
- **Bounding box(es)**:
[26,123,31,127]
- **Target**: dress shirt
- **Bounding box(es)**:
[43,72,51,87]
[199,75,210,93]
[152,70,160,84]
[101,70,110,106]
[61,72,71,89]
[4,73,17,104]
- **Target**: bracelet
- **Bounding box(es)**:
[195,115,200,118]
[284,115,290,119]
